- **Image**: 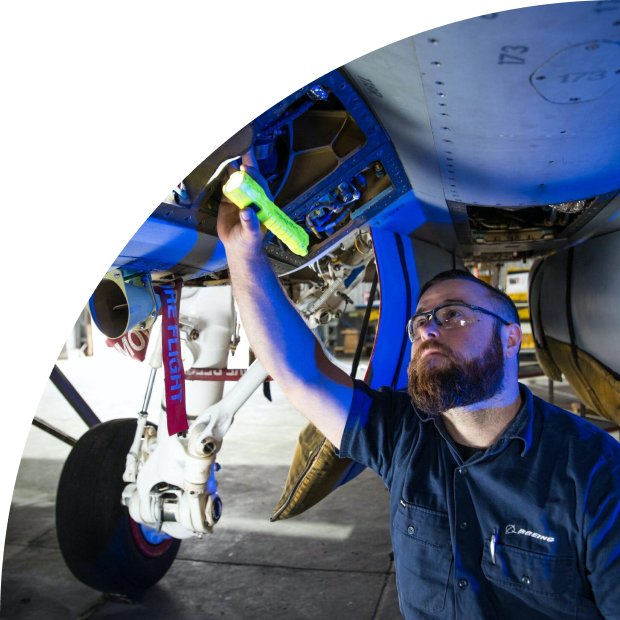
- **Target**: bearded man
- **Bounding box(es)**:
[218,165,620,620]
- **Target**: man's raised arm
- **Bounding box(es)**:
[217,162,354,449]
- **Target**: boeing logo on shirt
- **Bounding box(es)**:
[505,524,555,543]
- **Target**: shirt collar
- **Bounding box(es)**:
[412,382,535,457]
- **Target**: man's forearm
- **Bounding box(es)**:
[227,251,323,390]
[226,250,352,446]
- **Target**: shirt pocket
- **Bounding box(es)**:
[392,502,453,614]
[481,541,577,618]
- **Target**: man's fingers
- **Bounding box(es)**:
[242,150,259,169]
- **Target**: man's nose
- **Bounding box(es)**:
[419,318,441,340]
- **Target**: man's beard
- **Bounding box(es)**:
[407,323,505,415]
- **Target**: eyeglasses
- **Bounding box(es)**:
[407,303,511,343]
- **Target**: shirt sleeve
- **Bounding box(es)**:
[584,457,620,619]
[337,378,413,486]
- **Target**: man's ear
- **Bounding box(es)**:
[505,323,522,359]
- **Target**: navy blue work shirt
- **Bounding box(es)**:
[338,380,620,619]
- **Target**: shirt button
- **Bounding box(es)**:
[521,575,531,585]
[458,579,469,589]
[459,521,468,530]
[407,525,416,535]
[458,467,468,475]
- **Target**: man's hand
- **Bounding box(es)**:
[217,155,272,260]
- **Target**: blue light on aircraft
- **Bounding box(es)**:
[114,216,198,271]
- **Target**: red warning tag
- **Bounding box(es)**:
[154,280,188,435]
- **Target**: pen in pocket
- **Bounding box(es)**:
[489,528,498,564]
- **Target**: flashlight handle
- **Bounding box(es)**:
[223,171,309,257]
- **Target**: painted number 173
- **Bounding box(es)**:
[498,46,528,65]
[558,71,607,82]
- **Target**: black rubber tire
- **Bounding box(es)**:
[56,418,181,595]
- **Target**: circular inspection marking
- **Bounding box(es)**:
[532,41,620,103]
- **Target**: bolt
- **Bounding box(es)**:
[114,271,121,278]
[151,311,156,318]
[139,322,146,329]
[190,329,199,341]
[536,75,546,80]
[428,38,439,44]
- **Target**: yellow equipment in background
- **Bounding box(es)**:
[505,268,534,350]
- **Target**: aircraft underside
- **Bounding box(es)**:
[52,2,620,595]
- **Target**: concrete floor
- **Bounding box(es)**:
[3,344,611,619]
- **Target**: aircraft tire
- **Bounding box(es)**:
[56,418,181,596]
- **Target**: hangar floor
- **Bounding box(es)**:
[2,351,599,620]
